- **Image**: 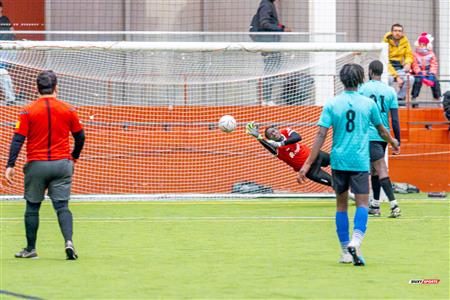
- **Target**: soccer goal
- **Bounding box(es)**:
[0,40,387,200]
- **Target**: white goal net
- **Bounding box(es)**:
[0,41,387,198]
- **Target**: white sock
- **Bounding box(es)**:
[350,230,365,248]
[340,242,349,253]
[390,200,398,209]
[371,199,381,208]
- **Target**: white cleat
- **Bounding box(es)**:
[388,206,401,218]
[338,252,353,264]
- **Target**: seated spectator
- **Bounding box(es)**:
[383,24,415,102]
[411,33,441,103]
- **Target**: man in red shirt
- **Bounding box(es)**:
[246,122,331,186]
[5,70,85,260]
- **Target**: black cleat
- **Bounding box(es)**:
[65,241,78,260]
[15,248,38,259]
[347,245,365,266]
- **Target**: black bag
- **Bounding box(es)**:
[392,182,420,194]
[231,181,273,194]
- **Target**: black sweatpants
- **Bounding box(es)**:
[306,151,332,186]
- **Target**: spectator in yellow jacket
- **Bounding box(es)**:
[383,24,414,101]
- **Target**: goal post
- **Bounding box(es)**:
[0,41,388,200]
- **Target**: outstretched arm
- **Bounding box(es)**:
[297,126,328,184]
[246,122,278,155]
[258,139,277,155]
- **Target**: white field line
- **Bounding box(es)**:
[0,200,448,206]
[390,151,450,158]
[0,216,448,223]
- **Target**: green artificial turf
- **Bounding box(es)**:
[1,198,448,299]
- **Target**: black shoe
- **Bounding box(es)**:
[65,241,78,260]
[347,245,365,266]
[15,248,38,259]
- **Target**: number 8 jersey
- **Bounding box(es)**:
[317,90,382,172]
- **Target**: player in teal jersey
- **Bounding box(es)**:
[298,64,399,266]
[359,60,402,218]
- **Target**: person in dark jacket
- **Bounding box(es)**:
[250,0,291,104]
[0,1,14,40]
[443,91,450,130]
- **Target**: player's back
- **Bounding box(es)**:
[318,90,381,172]
[359,80,398,142]
[18,97,80,161]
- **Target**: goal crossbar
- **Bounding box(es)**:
[0,41,388,53]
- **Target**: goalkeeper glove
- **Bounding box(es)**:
[246,122,263,140]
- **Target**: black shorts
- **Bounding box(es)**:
[24,159,73,203]
[331,170,369,195]
[370,141,387,162]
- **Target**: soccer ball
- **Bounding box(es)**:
[218,115,237,133]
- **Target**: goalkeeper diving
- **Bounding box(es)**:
[246,122,332,186]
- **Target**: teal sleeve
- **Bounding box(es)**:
[317,103,332,128]
[390,89,399,109]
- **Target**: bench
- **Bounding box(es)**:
[408,121,450,130]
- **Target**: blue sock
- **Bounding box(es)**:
[335,211,349,252]
[352,206,369,247]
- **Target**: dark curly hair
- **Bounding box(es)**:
[339,63,365,89]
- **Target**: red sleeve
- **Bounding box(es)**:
[280,128,293,139]
[70,108,83,133]
[14,110,29,137]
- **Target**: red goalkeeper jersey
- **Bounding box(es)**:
[14,96,83,162]
[276,128,311,172]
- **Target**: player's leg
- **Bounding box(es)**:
[431,78,441,100]
[397,70,413,101]
[15,162,47,258]
[15,201,42,258]
[372,158,401,218]
[3,73,16,106]
[369,166,381,216]
[48,159,78,260]
[51,200,77,260]
[347,171,370,266]
[331,170,352,263]
[305,151,332,186]
[369,142,382,216]
[411,75,422,99]
[370,141,400,218]
[319,151,330,167]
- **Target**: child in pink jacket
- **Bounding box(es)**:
[411,32,441,101]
